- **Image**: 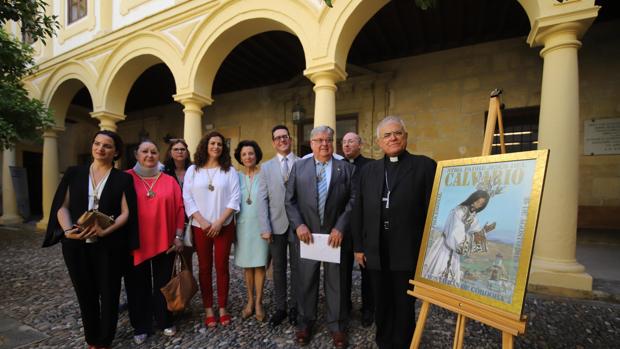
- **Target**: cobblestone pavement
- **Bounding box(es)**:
[0,224,618,348]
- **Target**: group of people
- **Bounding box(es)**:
[42,115,436,349]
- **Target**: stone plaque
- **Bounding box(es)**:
[584,118,620,155]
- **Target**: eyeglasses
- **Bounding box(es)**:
[172,148,187,152]
[311,138,334,145]
[381,130,405,139]
[273,135,290,142]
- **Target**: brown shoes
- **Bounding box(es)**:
[295,328,311,346]
[331,331,348,348]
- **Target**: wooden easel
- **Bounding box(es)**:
[409,89,527,349]
[408,281,526,349]
[482,88,506,156]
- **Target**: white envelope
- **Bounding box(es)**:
[300,233,341,264]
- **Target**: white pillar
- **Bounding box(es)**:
[528,20,595,291]
[0,148,22,224]
[305,65,347,138]
[36,128,62,230]
[174,92,212,156]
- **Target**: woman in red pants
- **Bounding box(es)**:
[183,131,240,328]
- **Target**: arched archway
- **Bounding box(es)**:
[99,32,183,117]
[185,2,314,99]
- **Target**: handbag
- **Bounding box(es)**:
[160,253,198,312]
[183,217,193,248]
[76,209,115,229]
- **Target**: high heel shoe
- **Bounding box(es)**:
[255,303,265,322]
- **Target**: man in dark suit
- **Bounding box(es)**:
[285,125,356,348]
[352,116,436,349]
[341,132,373,327]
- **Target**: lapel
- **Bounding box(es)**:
[75,165,90,211]
[390,152,414,192]
[308,159,319,215]
[96,168,115,209]
[373,159,384,202]
[327,158,341,200]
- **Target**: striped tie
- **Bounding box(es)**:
[317,162,328,225]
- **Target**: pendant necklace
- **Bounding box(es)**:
[244,171,255,205]
[138,172,162,198]
[90,164,112,208]
[206,167,217,191]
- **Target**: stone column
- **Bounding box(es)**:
[174,93,213,155]
[527,16,597,291]
[305,65,347,135]
[36,127,63,230]
[0,148,22,224]
[90,111,126,132]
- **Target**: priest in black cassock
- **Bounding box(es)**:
[341,132,374,327]
[352,116,436,349]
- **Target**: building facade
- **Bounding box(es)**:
[2,0,618,293]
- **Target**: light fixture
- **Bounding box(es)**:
[292,103,305,124]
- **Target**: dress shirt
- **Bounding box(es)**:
[314,156,333,196]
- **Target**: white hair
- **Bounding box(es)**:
[376,116,407,139]
[310,125,335,139]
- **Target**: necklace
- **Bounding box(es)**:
[89,164,112,208]
[244,171,256,205]
[138,172,162,198]
[205,167,218,191]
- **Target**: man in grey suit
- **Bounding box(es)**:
[259,125,300,327]
[285,125,356,348]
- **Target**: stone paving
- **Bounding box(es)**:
[0,224,619,348]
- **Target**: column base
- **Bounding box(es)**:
[529,257,592,291]
[0,214,23,225]
[36,218,49,231]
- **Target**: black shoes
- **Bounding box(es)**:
[289,307,298,326]
[361,310,374,327]
[269,309,288,327]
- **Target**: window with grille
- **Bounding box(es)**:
[67,0,87,24]
[485,106,539,154]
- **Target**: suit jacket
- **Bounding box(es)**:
[285,156,356,241]
[352,151,436,271]
[43,165,139,251]
[259,154,299,235]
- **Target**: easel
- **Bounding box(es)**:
[408,89,527,349]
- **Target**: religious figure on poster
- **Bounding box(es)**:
[422,189,497,286]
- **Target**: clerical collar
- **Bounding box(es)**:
[348,159,354,163]
[384,152,405,164]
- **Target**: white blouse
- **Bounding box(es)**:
[183,164,240,227]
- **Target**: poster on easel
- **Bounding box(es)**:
[415,150,548,316]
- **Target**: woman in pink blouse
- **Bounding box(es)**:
[183,132,240,328]
[125,140,185,344]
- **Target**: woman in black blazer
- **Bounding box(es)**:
[43,130,138,349]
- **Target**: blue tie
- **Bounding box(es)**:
[317,162,328,225]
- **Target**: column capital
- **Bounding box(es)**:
[526,6,600,48]
[304,63,347,85]
[173,92,213,109]
[43,126,65,138]
[90,111,126,131]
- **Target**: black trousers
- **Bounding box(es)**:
[369,269,416,349]
[269,231,299,312]
[62,240,124,347]
[125,252,175,335]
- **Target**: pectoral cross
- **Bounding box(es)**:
[382,190,390,209]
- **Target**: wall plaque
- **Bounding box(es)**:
[584,118,620,155]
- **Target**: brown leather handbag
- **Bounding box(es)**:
[160,253,198,312]
[76,209,115,229]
